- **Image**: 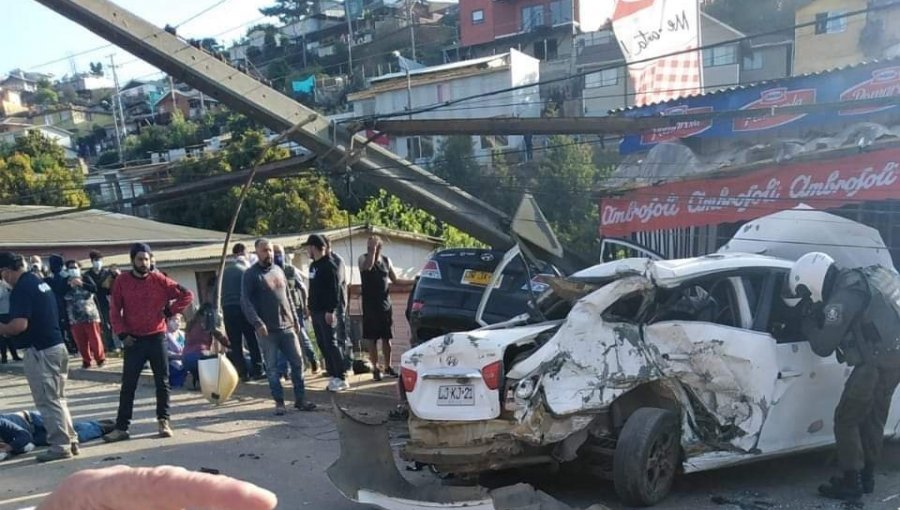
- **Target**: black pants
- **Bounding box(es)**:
[223,305,263,378]
[115,333,169,431]
[0,337,19,362]
[835,364,900,471]
[97,300,114,351]
[312,311,346,380]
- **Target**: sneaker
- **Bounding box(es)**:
[326,378,341,392]
[384,366,399,378]
[97,360,106,368]
[102,429,130,443]
[82,363,91,369]
[158,419,174,438]
[71,443,80,456]
[294,402,317,412]
[22,443,35,453]
[310,361,319,374]
[372,367,382,382]
[36,449,73,463]
[274,402,287,416]
[334,379,350,392]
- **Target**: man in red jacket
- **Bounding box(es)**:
[103,243,193,442]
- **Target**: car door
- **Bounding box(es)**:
[752,271,849,454]
[643,274,779,453]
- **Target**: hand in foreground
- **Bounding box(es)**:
[37,465,277,510]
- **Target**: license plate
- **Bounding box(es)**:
[461,269,493,286]
[437,385,475,406]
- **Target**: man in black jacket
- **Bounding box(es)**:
[45,255,75,354]
[304,234,347,392]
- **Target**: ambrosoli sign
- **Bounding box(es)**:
[619,61,900,154]
[599,147,900,237]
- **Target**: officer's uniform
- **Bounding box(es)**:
[801,266,900,475]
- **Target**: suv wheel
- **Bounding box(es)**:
[613,407,681,507]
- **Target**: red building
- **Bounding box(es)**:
[459,0,580,59]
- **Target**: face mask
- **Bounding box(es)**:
[68,268,81,278]
[92,260,103,271]
[167,319,179,332]
[274,254,285,268]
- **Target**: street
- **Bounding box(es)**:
[2,369,900,510]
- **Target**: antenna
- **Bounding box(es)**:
[67,52,78,76]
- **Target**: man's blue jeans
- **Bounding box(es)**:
[259,330,307,405]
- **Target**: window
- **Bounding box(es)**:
[407,136,434,161]
[582,30,613,48]
[585,68,619,88]
[480,134,509,150]
[549,0,572,25]
[742,51,764,71]
[471,9,484,25]
[815,11,847,34]
[702,45,737,67]
[521,4,545,31]
[533,38,558,61]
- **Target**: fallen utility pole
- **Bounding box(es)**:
[366,95,900,136]
[33,0,514,249]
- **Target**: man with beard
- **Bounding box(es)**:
[103,243,193,443]
[241,238,316,415]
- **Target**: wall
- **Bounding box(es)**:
[0,89,25,116]
[794,0,867,75]
[740,44,792,83]
[460,0,497,47]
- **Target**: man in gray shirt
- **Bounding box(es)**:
[222,243,262,381]
[241,239,316,415]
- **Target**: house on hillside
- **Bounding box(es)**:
[154,88,221,122]
[1,70,53,94]
[0,126,77,159]
[348,50,541,165]
[794,0,900,75]
[0,88,26,117]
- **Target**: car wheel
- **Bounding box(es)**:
[613,407,681,507]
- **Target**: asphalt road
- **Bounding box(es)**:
[2,369,900,510]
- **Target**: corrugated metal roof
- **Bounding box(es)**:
[0,206,228,247]
[612,57,900,113]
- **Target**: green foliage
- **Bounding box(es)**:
[259,0,314,23]
[0,131,90,207]
[155,130,344,235]
[123,111,206,162]
[431,136,482,195]
[354,190,484,248]
[34,79,59,106]
[89,62,104,76]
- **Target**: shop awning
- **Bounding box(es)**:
[598,145,900,237]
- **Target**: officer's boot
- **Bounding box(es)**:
[819,470,863,501]
[861,463,875,494]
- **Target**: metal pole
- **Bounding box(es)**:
[345,2,354,76]
[107,54,124,165]
[406,68,412,120]
[408,0,417,62]
[169,75,176,115]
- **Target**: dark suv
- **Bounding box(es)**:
[407,248,548,346]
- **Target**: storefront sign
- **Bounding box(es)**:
[599,147,900,237]
[620,62,900,154]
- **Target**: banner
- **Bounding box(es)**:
[611,0,702,107]
[599,146,900,237]
[620,61,900,154]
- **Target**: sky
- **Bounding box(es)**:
[4,0,277,83]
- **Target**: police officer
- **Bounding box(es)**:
[791,252,900,501]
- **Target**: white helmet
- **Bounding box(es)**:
[789,252,836,303]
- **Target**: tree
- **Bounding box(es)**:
[89,62,104,76]
[259,0,314,23]
[431,136,483,195]
[354,190,484,248]
[529,135,610,257]
[155,130,344,235]
[0,131,90,207]
[34,79,59,106]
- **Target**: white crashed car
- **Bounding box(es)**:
[396,252,900,506]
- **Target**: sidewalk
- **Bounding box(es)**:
[0,354,401,409]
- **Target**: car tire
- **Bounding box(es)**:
[613,407,681,507]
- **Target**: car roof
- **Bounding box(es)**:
[573,253,794,287]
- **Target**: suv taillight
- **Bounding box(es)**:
[481,361,503,390]
[401,367,418,392]
[420,260,442,280]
